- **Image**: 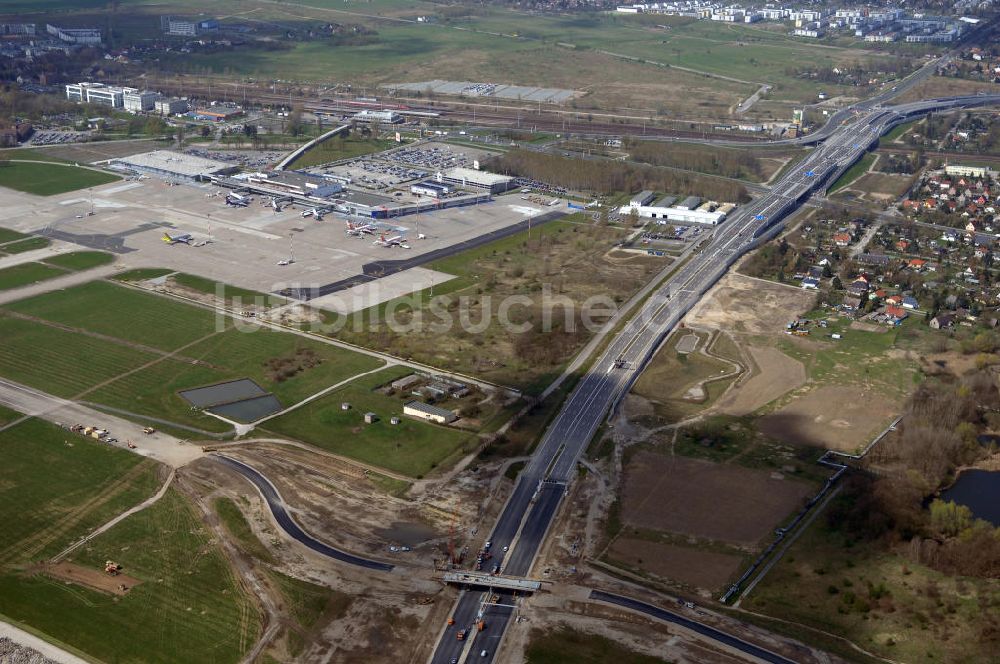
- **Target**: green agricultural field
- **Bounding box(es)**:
[5,281,220,351]
[0,148,71,163]
[183,326,384,405]
[0,315,157,397]
[0,404,19,428]
[42,251,115,271]
[0,226,27,244]
[0,161,118,196]
[86,357,234,433]
[1,236,50,254]
[170,273,287,308]
[0,263,66,292]
[0,489,259,664]
[264,367,475,477]
[0,417,161,565]
[0,281,385,432]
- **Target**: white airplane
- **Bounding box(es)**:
[301,209,314,218]
[346,220,376,236]
[226,195,249,207]
[417,233,427,240]
[374,232,406,247]
[162,232,194,245]
[277,258,294,266]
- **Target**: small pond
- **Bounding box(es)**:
[179,379,267,408]
[940,470,1000,527]
[209,394,283,423]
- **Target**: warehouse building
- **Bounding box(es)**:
[439,167,514,195]
[630,190,656,207]
[620,193,730,225]
[403,400,457,424]
[110,150,237,182]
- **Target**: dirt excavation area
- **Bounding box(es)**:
[607,538,744,590]
[686,272,816,335]
[716,345,806,416]
[174,438,533,664]
[620,452,812,547]
[37,561,142,596]
[758,384,898,452]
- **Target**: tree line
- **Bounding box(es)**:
[484,149,750,202]
[623,138,765,181]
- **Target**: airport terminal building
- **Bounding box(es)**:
[109,150,238,182]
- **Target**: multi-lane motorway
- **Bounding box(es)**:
[428,92,1000,664]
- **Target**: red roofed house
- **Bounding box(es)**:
[886,305,908,322]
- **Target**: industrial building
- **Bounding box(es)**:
[620,193,731,225]
[46,23,102,45]
[155,97,189,116]
[110,150,238,182]
[439,167,514,195]
[403,401,457,424]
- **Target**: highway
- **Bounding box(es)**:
[427,92,1000,664]
[214,455,395,572]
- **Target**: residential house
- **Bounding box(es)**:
[930,314,955,329]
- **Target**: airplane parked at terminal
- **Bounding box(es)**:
[346,220,377,236]
[374,232,407,248]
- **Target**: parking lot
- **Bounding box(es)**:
[185,148,285,170]
[27,130,93,146]
[307,140,501,192]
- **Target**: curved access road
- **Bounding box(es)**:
[590,590,798,664]
[214,454,394,572]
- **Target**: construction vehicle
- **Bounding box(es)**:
[105,560,121,576]
[142,427,156,435]
[127,440,137,449]
[447,617,455,626]
[477,620,486,632]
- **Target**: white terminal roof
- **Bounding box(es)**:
[442,166,511,186]
[112,150,232,178]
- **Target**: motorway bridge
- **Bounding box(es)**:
[427,91,1000,664]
